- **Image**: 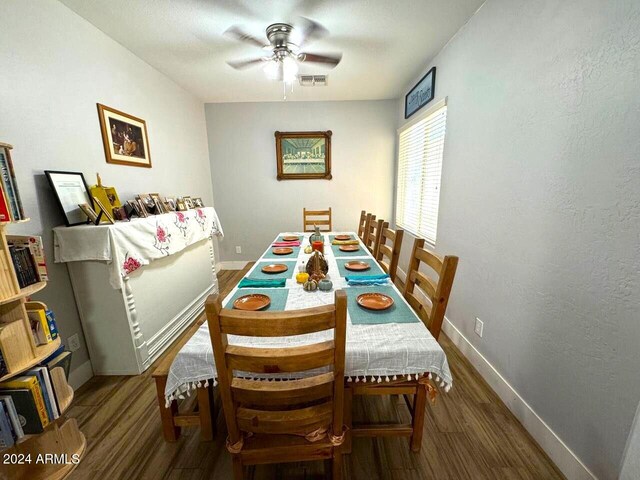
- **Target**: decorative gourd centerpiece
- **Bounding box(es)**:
[305,250,329,282]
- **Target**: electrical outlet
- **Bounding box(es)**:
[235,246,242,254]
[68,333,81,352]
[474,317,484,338]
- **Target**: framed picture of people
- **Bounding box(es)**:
[275,130,332,180]
[97,103,152,168]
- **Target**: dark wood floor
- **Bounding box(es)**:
[66,266,565,480]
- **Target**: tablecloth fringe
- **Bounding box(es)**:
[164,372,452,408]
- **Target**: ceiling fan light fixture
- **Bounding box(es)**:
[282,56,298,83]
[263,61,280,80]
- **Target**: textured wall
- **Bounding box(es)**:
[395,0,640,478]
[0,0,214,377]
[206,100,397,262]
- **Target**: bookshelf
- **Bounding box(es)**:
[0,216,85,476]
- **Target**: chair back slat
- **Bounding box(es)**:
[220,306,335,336]
[410,269,438,301]
[403,238,458,341]
[231,373,334,406]
[236,402,333,435]
[357,210,367,241]
[375,226,404,282]
[303,207,332,232]
[226,342,335,373]
[206,290,347,444]
[365,217,383,254]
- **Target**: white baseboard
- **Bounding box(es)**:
[68,359,94,390]
[396,267,596,480]
[216,261,248,270]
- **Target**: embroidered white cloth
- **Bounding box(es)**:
[164,232,453,405]
[53,207,223,289]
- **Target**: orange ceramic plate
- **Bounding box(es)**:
[344,261,370,271]
[356,293,394,311]
[272,247,294,255]
[335,234,352,241]
[339,245,360,252]
[233,294,271,311]
[261,263,288,274]
[282,235,299,241]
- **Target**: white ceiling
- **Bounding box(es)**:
[59,0,484,103]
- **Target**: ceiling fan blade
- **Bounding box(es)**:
[226,57,266,70]
[299,52,342,67]
[224,26,268,49]
[292,17,329,48]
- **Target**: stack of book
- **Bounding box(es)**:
[0,345,71,449]
[6,235,48,289]
[0,145,24,222]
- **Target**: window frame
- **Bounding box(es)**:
[395,97,448,247]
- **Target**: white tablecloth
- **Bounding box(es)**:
[53,207,223,289]
[164,232,452,405]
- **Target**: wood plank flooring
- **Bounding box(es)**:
[66,266,565,479]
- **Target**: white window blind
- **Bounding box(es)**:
[396,103,447,245]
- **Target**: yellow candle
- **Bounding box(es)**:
[296,272,309,284]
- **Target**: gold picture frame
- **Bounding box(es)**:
[275,130,332,181]
[97,103,152,168]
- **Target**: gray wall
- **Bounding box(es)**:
[206,100,397,262]
[0,0,214,377]
[395,0,640,478]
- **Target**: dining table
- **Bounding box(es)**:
[161,231,453,448]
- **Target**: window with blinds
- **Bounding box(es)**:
[395,103,447,245]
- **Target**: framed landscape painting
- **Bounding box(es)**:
[97,103,152,168]
[275,131,332,180]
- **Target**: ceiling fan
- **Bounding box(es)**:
[224,17,342,85]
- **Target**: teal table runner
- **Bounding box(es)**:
[264,246,301,259]
[223,288,289,311]
[248,261,298,280]
[346,286,420,325]
[336,257,384,278]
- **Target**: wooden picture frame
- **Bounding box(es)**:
[275,131,332,180]
[97,103,152,168]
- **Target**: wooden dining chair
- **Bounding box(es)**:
[357,210,367,242]
[362,213,375,247]
[206,290,348,480]
[303,207,332,232]
[375,223,404,282]
[364,216,382,255]
[403,238,459,341]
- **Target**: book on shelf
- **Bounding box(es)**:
[0,395,24,440]
[0,375,49,429]
[8,244,39,289]
[45,349,71,381]
[0,183,11,223]
[45,310,58,340]
[0,146,23,222]
[26,367,59,421]
[27,305,53,345]
[0,400,15,450]
[7,235,48,282]
[0,389,44,434]
[0,350,6,378]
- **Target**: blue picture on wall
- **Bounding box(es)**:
[405,67,436,119]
